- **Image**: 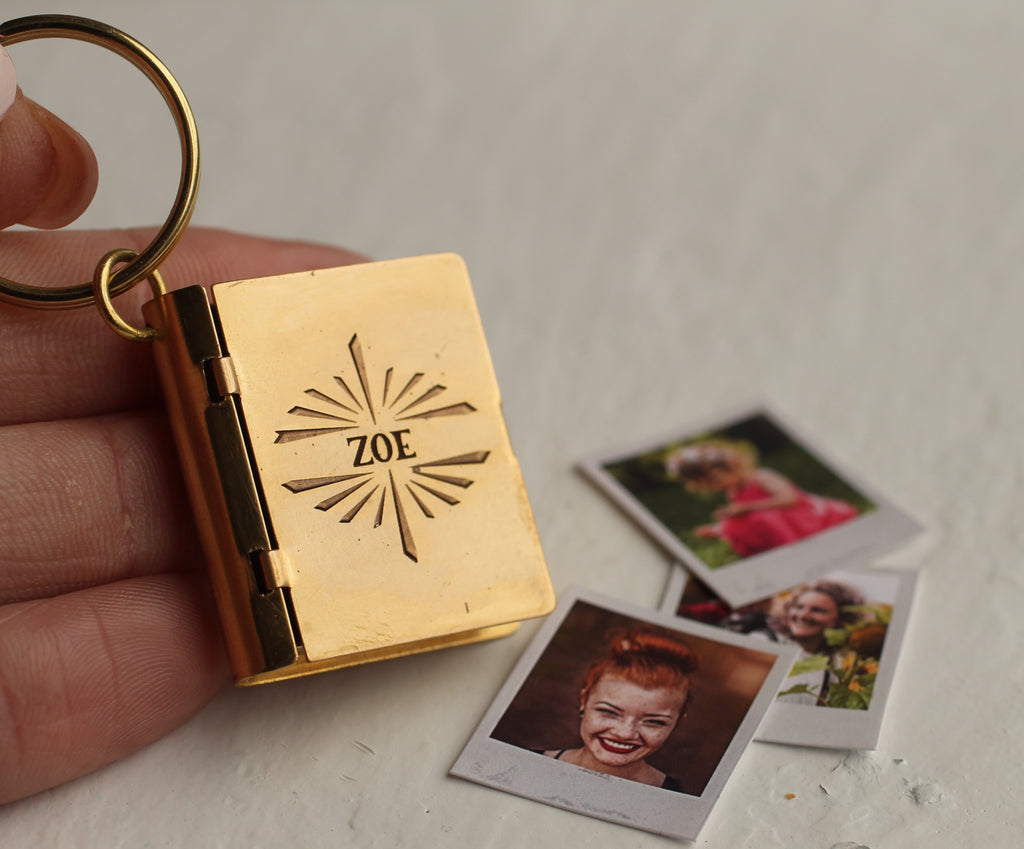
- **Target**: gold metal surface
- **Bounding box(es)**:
[0,14,200,309]
[143,287,299,682]
[145,255,554,684]
[92,249,167,341]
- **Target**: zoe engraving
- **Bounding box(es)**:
[275,334,489,561]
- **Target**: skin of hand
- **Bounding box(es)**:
[0,79,365,805]
[711,502,749,520]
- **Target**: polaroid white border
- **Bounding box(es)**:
[579,403,923,607]
[660,563,919,750]
[450,585,797,840]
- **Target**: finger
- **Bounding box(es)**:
[0,227,367,425]
[0,410,201,604]
[1,45,14,119]
[0,572,228,805]
[0,88,99,229]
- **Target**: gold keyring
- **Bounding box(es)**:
[93,248,167,341]
[0,14,199,309]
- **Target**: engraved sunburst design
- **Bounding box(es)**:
[275,334,489,562]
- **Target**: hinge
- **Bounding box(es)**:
[143,285,300,680]
[205,355,240,399]
[252,548,292,591]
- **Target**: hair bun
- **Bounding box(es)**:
[581,626,699,704]
[611,628,699,675]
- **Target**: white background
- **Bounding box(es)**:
[2,2,1019,846]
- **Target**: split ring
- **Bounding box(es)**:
[92,247,166,341]
[0,14,199,309]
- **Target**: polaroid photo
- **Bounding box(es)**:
[661,563,918,749]
[578,405,922,607]
[451,586,797,840]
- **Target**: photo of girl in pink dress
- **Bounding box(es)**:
[592,411,877,571]
[664,441,858,559]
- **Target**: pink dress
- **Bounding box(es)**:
[714,479,858,557]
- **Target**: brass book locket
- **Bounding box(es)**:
[0,15,554,685]
[147,256,554,684]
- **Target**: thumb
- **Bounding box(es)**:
[0,43,99,230]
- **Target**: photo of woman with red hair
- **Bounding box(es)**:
[453,591,794,838]
[542,628,698,791]
[488,599,779,797]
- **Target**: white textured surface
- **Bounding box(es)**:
[2,1,1020,845]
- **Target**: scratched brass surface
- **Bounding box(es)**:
[213,254,554,664]
[241,623,521,686]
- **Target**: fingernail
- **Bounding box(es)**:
[0,44,16,121]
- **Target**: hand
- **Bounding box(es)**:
[710,504,738,520]
[0,55,364,804]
